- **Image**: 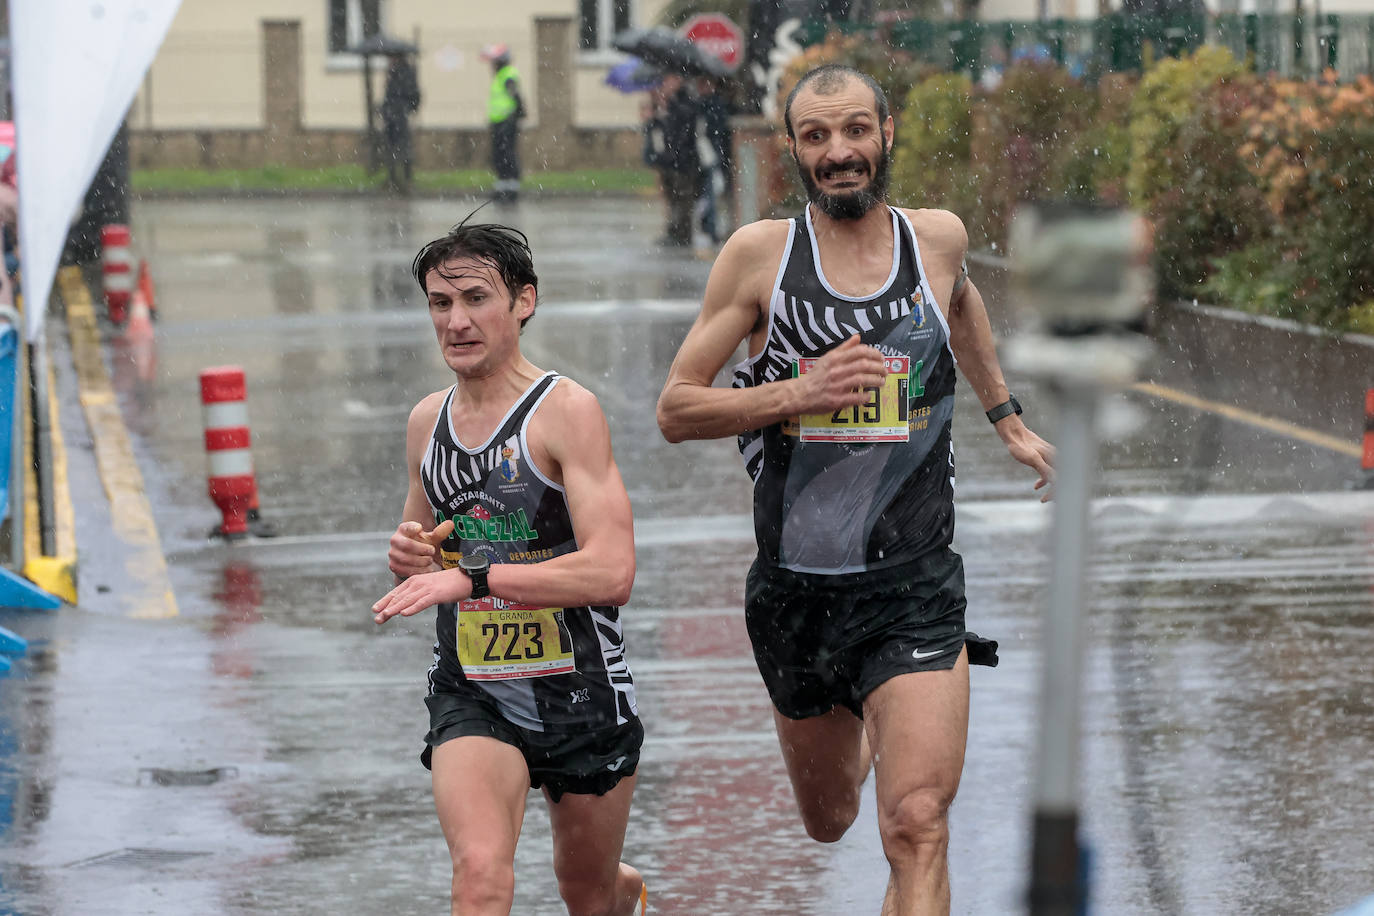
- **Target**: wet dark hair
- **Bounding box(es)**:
[783,64,890,141]
[411,214,539,328]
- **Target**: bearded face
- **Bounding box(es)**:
[793,127,892,221]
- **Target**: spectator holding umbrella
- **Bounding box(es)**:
[380,50,421,193]
[642,72,700,248]
[694,76,733,246]
[613,28,731,248]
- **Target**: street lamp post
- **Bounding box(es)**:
[1005,201,1154,916]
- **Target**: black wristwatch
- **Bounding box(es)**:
[985,395,1023,425]
[458,553,491,599]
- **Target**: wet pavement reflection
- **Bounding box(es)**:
[0,194,1369,915]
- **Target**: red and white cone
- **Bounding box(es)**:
[1362,388,1374,489]
[121,275,157,384]
[136,258,158,320]
[101,224,134,324]
[200,366,257,539]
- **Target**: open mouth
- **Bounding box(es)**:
[817,162,868,183]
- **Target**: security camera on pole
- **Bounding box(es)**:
[1005,202,1154,916]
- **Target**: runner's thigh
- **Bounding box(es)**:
[773,705,868,808]
[546,774,637,889]
[431,735,531,861]
[863,649,969,808]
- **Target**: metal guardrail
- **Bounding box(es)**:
[797,13,1374,81]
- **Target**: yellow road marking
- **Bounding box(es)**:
[57,266,178,618]
[1131,381,1363,459]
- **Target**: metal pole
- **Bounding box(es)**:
[27,341,55,557]
[1006,201,1154,916]
[1028,381,1098,915]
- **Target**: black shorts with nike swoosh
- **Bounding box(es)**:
[422,675,643,802]
[745,547,994,720]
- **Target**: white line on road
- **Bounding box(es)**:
[185,491,1372,562]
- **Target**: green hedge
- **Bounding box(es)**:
[870,46,1374,331]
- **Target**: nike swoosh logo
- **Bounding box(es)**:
[912,647,949,660]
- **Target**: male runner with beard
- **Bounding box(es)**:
[656,65,1054,915]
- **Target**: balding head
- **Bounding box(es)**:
[783,65,890,142]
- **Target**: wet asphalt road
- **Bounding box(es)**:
[0,194,1371,916]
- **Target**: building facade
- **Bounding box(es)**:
[130,0,671,170]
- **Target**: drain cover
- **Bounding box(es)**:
[137,766,239,787]
[66,848,211,869]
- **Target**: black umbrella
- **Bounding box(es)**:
[346,34,419,56]
[612,28,731,79]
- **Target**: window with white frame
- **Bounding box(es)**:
[328,0,384,54]
[579,0,632,53]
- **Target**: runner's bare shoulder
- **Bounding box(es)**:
[718,218,789,266]
[901,208,969,258]
[901,207,967,241]
[536,376,599,414]
[407,389,449,433]
[711,218,792,308]
[528,377,607,444]
[526,377,609,481]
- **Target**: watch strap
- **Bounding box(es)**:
[985,395,1022,425]
[460,555,491,599]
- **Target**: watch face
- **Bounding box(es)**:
[459,555,489,574]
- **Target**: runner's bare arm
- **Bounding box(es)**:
[656,221,887,442]
[933,215,1056,498]
[373,383,634,622]
[387,393,454,585]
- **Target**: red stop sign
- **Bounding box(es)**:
[681,13,744,71]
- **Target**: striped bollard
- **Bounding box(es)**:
[101,224,134,324]
[1362,388,1374,489]
[200,366,257,539]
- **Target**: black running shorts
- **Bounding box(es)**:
[745,547,993,720]
[421,679,643,802]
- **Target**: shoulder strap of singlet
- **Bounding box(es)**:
[492,372,560,445]
[428,385,459,449]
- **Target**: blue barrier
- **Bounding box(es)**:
[0,315,58,674]
[0,628,23,654]
[0,320,15,523]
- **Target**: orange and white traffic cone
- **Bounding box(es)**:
[123,274,157,383]
[137,258,158,320]
[1361,388,1374,489]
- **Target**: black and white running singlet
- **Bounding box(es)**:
[420,372,637,732]
[732,206,958,575]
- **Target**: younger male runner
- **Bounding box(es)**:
[374,221,646,916]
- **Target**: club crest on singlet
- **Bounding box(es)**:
[499,445,520,483]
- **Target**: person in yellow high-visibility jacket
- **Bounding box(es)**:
[481,44,525,204]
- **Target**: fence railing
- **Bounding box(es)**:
[797,13,1374,82]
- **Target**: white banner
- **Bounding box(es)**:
[10,0,182,342]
